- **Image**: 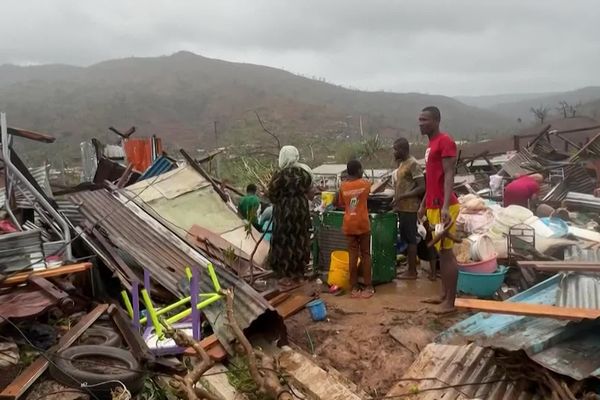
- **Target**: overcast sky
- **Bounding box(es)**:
[2,0,600,96]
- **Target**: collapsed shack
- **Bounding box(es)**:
[1,114,357,400]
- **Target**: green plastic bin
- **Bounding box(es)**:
[313,211,397,285]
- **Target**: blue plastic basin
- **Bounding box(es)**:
[457,265,508,298]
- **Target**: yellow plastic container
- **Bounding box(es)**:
[321,192,336,208]
[327,251,351,290]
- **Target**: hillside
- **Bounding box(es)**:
[0,51,515,163]
[579,98,600,121]
[456,92,558,109]
[486,86,600,122]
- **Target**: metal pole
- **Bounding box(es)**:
[1,113,20,228]
[213,120,220,178]
[1,112,72,260]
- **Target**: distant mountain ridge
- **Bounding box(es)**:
[456,86,600,123]
[0,51,518,161]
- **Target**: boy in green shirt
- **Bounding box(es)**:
[238,184,261,229]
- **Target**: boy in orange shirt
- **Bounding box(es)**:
[339,160,373,298]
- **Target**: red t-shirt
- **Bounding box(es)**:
[425,132,458,209]
[339,179,371,235]
[503,176,540,207]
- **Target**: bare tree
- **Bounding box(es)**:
[530,105,550,124]
[556,100,581,118]
[254,111,282,150]
[569,101,582,117]
[556,101,570,119]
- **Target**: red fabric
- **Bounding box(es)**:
[339,179,371,235]
[424,132,458,209]
[0,219,17,233]
[503,176,540,207]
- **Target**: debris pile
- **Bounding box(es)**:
[0,113,344,400]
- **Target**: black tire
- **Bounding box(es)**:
[77,326,122,347]
[49,345,144,398]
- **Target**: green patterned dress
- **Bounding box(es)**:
[267,166,312,278]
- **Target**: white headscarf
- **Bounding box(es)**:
[278,145,312,175]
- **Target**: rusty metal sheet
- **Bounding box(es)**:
[0,289,57,320]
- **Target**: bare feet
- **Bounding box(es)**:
[397,271,418,280]
[428,271,436,281]
[351,286,362,298]
[433,302,457,315]
[422,296,445,305]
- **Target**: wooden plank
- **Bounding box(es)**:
[182,334,227,361]
[0,304,108,399]
[276,294,313,319]
[269,292,291,307]
[517,261,600,273]
[1,263,92,287]
[455,298,600,320]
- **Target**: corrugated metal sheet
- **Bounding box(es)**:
[0,229,45,272]
[138,155,177,181]
[386,343,540,400]
[55,198,84,227]
[0,165,54,209]
[543,164,595,202]
[499,149,542,177]
[103,144,125,159]
[22,220,51,241]
[439,274,600,380]
[556,273,600,309]
[564,192,600,212]
[123,137,162,172]
[80,141,98,183]
[69,189,283,351]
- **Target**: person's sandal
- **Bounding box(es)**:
[351,286,362,298]
[361,286,375,299]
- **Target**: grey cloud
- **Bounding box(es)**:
[1,0,599,95]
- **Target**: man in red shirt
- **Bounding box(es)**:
[417,106,460,314]
[503,174,543,208]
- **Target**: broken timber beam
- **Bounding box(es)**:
[0,262,92,287]
[180,149,229,202]
[455,298,600,320]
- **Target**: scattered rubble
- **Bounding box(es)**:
[3,110,600,400]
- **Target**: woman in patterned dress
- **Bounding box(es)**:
[268,146,314,283]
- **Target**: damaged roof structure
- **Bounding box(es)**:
[0,113,322,399]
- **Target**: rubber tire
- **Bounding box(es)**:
[49,345,144,398]
[77,326,122,347]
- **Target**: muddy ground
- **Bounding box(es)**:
[286,271,465,397]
